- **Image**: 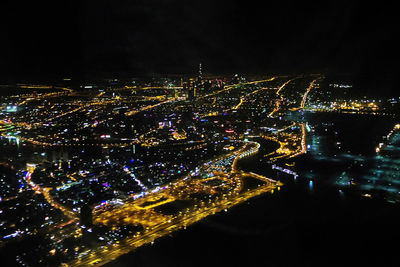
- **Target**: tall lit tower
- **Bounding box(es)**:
[199,63,202,80]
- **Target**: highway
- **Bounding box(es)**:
[68,179,281,267]
[25,164,78,220]
[65,140,281,267]
[268,78,296,117]
[263,78,322,161]
[197,77,277,100]
[125,97,177,116]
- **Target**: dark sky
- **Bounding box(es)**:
[1,0,398,82]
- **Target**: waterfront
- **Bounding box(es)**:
[2,1,399,265]
[106,168,400,267]
[107,111,400,267]
[1,74,400,266]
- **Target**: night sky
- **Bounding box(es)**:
[1,1,398,84]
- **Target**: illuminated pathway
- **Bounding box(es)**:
[231,86,272,111]
[268,78,296,117]
[125,97,177,116]
[264,78,321,161]
[199,77,278,118]
[376,123,400,153]
[291,79,318,111]
[65,141,281,267]
[197,77,277,100]
[68,181,281,267]
[0,75,331,266]
[289,123,307,158]
[301,80,317,109]
[25,164,78,220]
[18,86,74,106]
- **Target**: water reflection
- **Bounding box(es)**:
[308,180,314,191]
[288,111,400,202]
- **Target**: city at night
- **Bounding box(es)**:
[1,1,399,267]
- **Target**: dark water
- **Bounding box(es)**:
[107,112,400,267]
[3,108,399,266]
[287,111,400,201]
[106,173,400,267]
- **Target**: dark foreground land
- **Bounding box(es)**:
[106,176,400,267]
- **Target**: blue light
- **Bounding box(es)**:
[309,180,314,190]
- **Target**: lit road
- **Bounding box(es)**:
[290,79,318,111]
[231,86,272,111]
[65,140,281,267]
[0,73,340,267]
[268,78,296,117]
[197,77,277,100]
[125,97,177,116]
[264,78,323,161]
[68,180,281,267]
[25,164,78,220]
[199,77,278,118]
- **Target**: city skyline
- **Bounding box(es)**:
[1,72,400,266]
[1,1,400,266]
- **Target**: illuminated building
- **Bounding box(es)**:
[185,80,196,100]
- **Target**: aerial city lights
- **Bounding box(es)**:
[1,71,400,266]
